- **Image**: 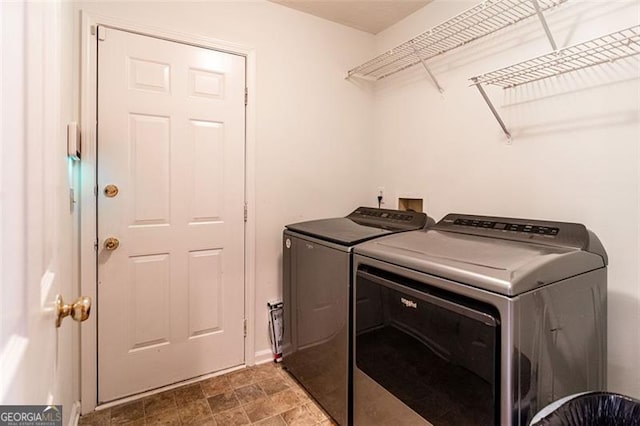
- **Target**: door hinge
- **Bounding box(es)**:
[94,185,98,197]
[244,87,248,106]
[94,240,98,251]
[97,26,107,41]
[243,318,247,337]
[70,188,76,209]
[244,202,248,223]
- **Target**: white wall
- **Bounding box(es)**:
[73,0,375,366]
[71,0,640,405]
[367,0,640,397]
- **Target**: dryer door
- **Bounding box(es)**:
[354,267,500,425]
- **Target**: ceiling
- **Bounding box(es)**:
[268,0,432,34]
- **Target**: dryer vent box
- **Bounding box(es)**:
[399,198,423,213]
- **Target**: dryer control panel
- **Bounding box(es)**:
[435,213,589,250]
[452,218,559,236]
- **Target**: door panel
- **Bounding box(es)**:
[187,249,223,337]
[97,27,246,402]
[128,254,171,351]
[129,113,171,225]
[189,120,224,221]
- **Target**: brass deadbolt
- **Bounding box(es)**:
[56,295,92,328]
[104,237,120,251]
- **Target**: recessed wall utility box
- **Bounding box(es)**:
[399,198,423,212]
[67,122,80,160]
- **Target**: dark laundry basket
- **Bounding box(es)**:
[530,391,640,426]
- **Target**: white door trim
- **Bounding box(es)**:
[79,11,257,413]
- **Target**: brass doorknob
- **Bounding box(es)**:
[56,295,92,328]
[104,237,120,251]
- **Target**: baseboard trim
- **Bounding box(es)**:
[69,401,81,426]
[254,348,274,365]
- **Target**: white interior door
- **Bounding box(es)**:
[1,2,79,422]
[97,27,246,402]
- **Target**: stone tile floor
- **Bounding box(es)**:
[79,362,337,425]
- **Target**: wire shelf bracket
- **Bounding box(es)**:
[470,25,640,141]
[532,0,558,51]
[413,46,445,93]
[472,78,512,141]
[346,0,568,87]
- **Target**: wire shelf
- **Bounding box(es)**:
[347,0,568,81]
[471,25,640,88]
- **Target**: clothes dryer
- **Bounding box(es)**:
[353,214,608,426]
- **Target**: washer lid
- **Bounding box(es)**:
[355,215,607,296]
[286,218,393,246]
[285,207,428,246]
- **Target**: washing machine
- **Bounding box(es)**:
[353,213,608,426]
[282,207,430,425]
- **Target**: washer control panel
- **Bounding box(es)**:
[348,207,428,231]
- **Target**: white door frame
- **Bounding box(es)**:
[79,11,257,413]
